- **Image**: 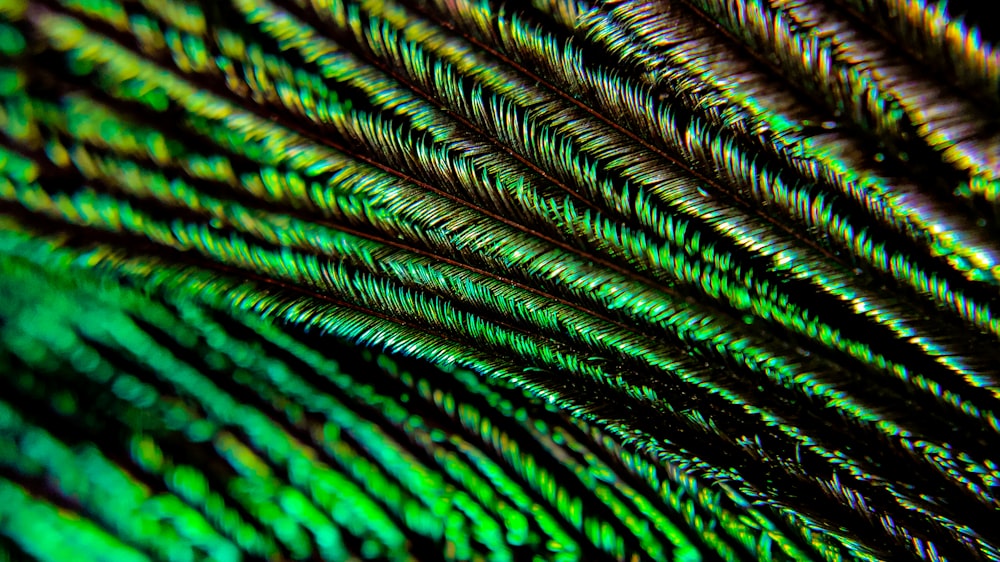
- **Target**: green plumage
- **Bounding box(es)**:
[0,0,998,560]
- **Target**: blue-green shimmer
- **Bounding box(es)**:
[0,0,998,560]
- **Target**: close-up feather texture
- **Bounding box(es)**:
[0,0,997,560]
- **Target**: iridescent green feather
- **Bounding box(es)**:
[1,0,999,560]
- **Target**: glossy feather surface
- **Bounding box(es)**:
[0,0,998,560]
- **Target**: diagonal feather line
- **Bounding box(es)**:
[566,0,1000,285]
[7,2,1000,552]
[1,81,960,552]
[398,0,1000,414]
[7,0,1000,544]
[415,0,1000,348]
[3,0,1000,559]
[4,132,740,425]
[45,0,1000,442]
[193,0,1000,424]
[833,0,1000,112]
[672,0,1000,205]
[1,155,960,556]
[182,0,1000,462]
[404,0,1000,419]
[0,195,992,556]
[17,76,1000,506]
[1,276,531,559]
[43,4,1000,462]
[37,0,1000,376]
[17,0,1000,448]
[8,84,679,362]
[0,212,844,556]
[19,0,1000,486]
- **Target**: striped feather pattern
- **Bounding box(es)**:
[0,0,998,560]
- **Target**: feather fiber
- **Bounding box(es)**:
[1,0,999,560]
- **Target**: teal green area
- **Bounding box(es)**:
[0,0,999,560]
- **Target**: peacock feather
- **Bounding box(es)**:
[0,0,998,560]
